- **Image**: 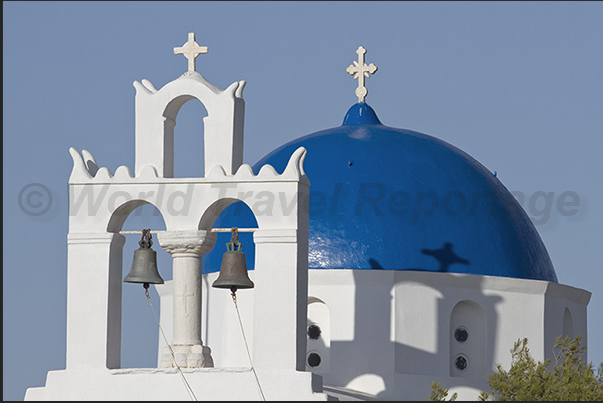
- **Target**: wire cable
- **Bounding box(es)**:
[144,284,198,401]
[231,289,266,401]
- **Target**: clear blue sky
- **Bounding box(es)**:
[3,1,603,400]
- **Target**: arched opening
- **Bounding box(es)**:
[172,97,207,178]
[449,300,485,378]
[306,297,331,375]
[202,200,259,274]
[108,200,168,369]
[199,200,259,368]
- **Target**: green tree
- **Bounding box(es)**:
[429,381,457,401]
[430,335,603,401]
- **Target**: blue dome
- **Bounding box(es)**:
[203,103,557,283]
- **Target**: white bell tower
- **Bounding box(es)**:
[24,33,327,401]
[134,32,246,178]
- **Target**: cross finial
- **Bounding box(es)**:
[346,46,378,103]
[173,32,208,73]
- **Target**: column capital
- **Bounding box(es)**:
[157,230,216,257]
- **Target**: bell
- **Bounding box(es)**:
[212,230,254,291]
[124,230,164,285]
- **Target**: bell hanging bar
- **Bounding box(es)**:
[119,228,257,234]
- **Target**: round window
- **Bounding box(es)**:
[307,324,322,340]
[454,326,469,343]
[307,352,321,368]
[455,355,468,371]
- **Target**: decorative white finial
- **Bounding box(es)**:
[346,46,378,103]
[173,32,208,73]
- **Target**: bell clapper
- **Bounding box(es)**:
[230,285,239,307]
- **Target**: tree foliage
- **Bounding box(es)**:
[430,335,603,401]
[429,381,457,401]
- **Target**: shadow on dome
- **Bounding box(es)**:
[421,242,471,273]
[368,258,384,270]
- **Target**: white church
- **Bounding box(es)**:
[24,33,591,401]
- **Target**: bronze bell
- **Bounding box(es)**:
[212,228,254,291]
[124,229,164,285]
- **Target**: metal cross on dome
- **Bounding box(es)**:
[174,32,208,73]
[346,46,378,103]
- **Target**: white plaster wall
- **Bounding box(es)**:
[449,300,486,378]
[65,233,125,370]
[302,269,590,401]
[544,282,590,363]
[24,367,325,401]
[393,275,445,377]
[201,271,256,369]
[68,178,308,233]
[306,298,331,374]
[107,268,591,401]
[307,269,396,397]
[111,267,591,402]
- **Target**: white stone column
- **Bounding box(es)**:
[157,230,216,368]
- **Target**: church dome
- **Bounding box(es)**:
[203,103,557,283]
